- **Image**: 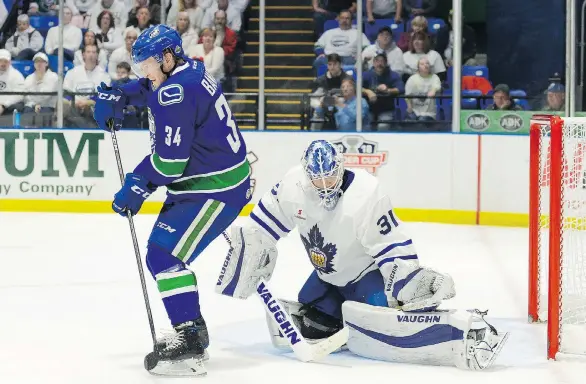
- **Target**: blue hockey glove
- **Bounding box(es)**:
[112,173,157,217]
[94,82,126,132]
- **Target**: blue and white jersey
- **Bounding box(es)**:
[125,58,251,207]
[249,166,419,286]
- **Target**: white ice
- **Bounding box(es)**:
[0,213,584,384]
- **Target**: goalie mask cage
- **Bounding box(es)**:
[529,114,586,360]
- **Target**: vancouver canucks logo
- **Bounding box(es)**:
[300,225,337,274]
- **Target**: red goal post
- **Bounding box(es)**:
[528,114,586,360]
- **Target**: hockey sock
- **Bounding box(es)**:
[147,244,202,326]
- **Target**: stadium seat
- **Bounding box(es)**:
[462,65,489,80]
[29,16,58,36]
[47,55,74,74]
[462,90,482,109]
[317,64,327,77]
[510,89,530,110]
[12,61,34,77]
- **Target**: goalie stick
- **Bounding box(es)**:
[221,232,349,362]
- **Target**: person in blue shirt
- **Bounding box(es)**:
[93,25,251,376]
[334,77,371,131]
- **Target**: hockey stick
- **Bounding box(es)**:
[109,124,157,346]
[221,232,349,362]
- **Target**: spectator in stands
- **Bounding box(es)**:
[403,0,436,18]
[95,10,124,58]
[167,0,209,33]
[212,9,238,77]
[188,28,225,81]
[310,53,352,131]
[108,26,137,79]
[28,3,40,15]
[366,0,402,23]
[111,61,141,128]
[23,52,58,114]
[5,14,44,60]
[361,26,404,74]
[405,56,441,121]
[88,0,128,31]
[75,0,97,14]
[362,53,404,130]
[127,0,161,26]
[314,9,369,68]
[542,83,565,111]
[397,15,428,52]
[63,44,111,125]
[334,78,370,131]
[485,84,522,111]
[74,29,109,69]
[202,0,241,32]
[128,6,154,34]
[435,10,476,67]
[312,0,357,38]
[0,49,25,116]
[174,11,199,53]
[402,31,445,80]
[112,61,131,86]
[38,0,81,16]
[44,7,82,62]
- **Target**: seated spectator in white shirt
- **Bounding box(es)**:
[108,27,138,80]
[5,14,44,60]
[95,9,124,58]
[230,0,249,13]
[402,31,445,81]
[174,11,199,53]
[23,52,59,114]
[362,26,405,74]
[314,9,370,68]
[168,0,211,34]
[28,2,40,15]
[405,56,441,121]
[75,0,97,14]
[74,30,109,69]
[63,44,111,123]
[201,0,242,32]
[0,49,25,115]
[88,0,128,31]
[128,6,154,34]
[188,27,225,81]
[44,7,82,62]
[366,0,402,23]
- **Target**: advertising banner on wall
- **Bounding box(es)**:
[460,111,586,134]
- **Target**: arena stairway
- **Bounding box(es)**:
[230,0,315,129]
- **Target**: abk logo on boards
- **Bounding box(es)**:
[0,131,104,197]
[331,135,388,175]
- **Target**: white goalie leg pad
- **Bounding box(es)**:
[216,220,278,299]
[342,301,508,370]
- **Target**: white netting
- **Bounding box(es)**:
[537,117,586,356]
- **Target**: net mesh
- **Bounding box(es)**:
[537,117,586,355]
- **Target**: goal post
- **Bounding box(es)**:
[529,114,586,360]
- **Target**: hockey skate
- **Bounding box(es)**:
[145,317,209,377]
[465,310,509,370]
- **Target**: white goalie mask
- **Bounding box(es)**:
[301,140,345,211]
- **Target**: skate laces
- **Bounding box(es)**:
[163,330,186,351]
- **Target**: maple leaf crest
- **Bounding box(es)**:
[300,224,337,274]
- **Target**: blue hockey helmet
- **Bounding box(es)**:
[131,25,185,77]
[301,140,345,210]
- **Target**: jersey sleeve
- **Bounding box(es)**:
[133,83,196,186]
[357,184,419,277]
[249,180,295,243]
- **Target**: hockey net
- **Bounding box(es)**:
[529,115,586,359]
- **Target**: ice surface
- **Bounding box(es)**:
[0,212,584,384]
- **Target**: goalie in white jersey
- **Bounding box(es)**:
[217,140,509,370]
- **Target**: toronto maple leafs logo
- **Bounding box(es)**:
[300,225,337,274]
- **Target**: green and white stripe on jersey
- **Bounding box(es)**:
[150,153,189,177]
[156,269,197,299]
[167,158,250,195]
[172,199,226,262]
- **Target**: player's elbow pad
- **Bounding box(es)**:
[215,218,278,300]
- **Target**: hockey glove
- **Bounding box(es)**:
[384,259,456,312]
[94,82,126,132]
[112,173,157,217]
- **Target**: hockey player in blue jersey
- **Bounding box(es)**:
[93,25,251,375]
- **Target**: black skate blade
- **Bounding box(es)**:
[147,356,207,377]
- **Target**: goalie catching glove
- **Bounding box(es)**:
[216,221,278,299]
[383,258,456,312]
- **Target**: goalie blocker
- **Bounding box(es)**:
[215,222,509,370]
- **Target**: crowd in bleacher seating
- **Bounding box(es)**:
[0,0,250,127]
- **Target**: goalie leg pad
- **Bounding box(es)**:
[342,301,508,370]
